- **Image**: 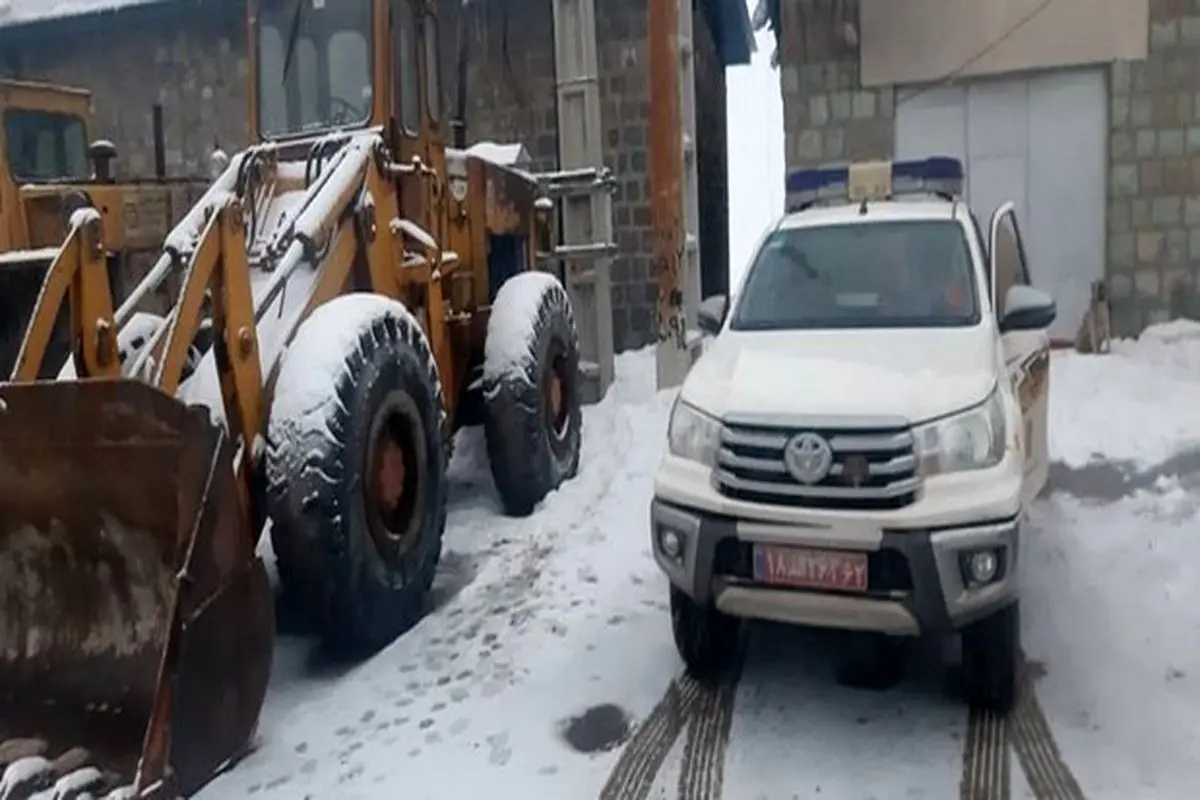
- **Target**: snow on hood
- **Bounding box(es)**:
[681,326,999,425]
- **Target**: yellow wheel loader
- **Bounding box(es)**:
[0,0,615,797]
[0,78,205,382]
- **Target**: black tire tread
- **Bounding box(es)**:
[481,273,582,517]
[962,601,1020,714]
[670,587,741,681]
[265,295,448,656]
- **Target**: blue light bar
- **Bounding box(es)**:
[784,156,964,212]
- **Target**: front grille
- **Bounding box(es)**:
[714,419,921,510]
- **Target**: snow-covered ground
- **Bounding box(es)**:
[203,323,1200,800]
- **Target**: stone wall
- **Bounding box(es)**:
[778,0,893,172]
[1,0,733,353]
[1105,0,1200,332]
[0,2,248,179]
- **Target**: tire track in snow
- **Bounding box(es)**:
[961,705,1010,799]
[1010,671,1086,800]
[960,657,1087,800]
[675,666,739,800]
[598,676,704,800]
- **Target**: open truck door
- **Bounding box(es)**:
[989,201,1052,507]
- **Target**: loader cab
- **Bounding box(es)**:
[2,108,89,183]
[249,0,441,147]
[252,0,378,139]
[0,79,93,253]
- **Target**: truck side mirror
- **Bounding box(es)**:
[698,294,728,336]
[999,285,1056,333]
[88,139,118,183]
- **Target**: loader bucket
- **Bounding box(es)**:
[0,380,274,798]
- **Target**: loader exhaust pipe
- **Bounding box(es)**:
[452,2,470,149]
[153,103,167,180]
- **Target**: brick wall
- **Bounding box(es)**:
[1105,0,1200,332]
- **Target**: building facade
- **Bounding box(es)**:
[768,0,1188,341]
[0,0,752,352]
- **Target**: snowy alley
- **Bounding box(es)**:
[200,321,1200,800]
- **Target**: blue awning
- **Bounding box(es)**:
[703,0,756,66]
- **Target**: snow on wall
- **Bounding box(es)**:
[0,0,163,29]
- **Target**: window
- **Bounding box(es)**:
[730,219,980,331]
[992,212,1030,315]
[423,16,440,123]
[3,109,88,182]
[394,0,420,134]
[256,0,373,138]
[329,31,371,123]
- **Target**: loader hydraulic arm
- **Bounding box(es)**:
[11,134,412,469]
[9,207,120,382]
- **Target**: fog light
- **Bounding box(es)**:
[659,529,683,560]
[967,549,999,584]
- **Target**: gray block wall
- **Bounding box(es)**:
[1105,0,1200,332]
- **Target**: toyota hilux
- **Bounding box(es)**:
[650,157,1055,711]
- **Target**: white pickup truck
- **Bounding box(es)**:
[650,157,1055,712]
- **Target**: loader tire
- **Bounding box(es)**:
[265,294,448,656]
[482,272,582,516]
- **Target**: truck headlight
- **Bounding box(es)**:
[914,387,1005,475]
[667,399,721,467]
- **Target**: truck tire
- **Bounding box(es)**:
[961,601,1020,713]
[265,294,448,656]
[482,272,582,516]
[670,586,741,679]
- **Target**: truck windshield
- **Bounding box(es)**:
[730,219,980,331]
[257,0,374,138]
[3,109,88,182]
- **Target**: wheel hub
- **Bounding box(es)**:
[374,432,407,512]
[542,346,572,441]
[365,398,425,562]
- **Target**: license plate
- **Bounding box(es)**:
[753,545,868,592]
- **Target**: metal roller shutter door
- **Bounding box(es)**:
[895,69,1107,341]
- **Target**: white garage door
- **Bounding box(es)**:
[894,68,1107,341]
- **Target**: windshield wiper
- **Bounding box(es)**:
[280,0,306,85]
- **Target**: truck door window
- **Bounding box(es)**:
[730,220,980,331]
[993,213,1030,314]
[394,0,420,134]
[3,109,88,182]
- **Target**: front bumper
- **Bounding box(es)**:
[651,498,1019,636]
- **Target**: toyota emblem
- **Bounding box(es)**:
[783,432,834,484]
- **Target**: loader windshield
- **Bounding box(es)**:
[731,219,981,331]
[257,0,374,138]
[3,108,88,181]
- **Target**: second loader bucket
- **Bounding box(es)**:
[0,380,274,798]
